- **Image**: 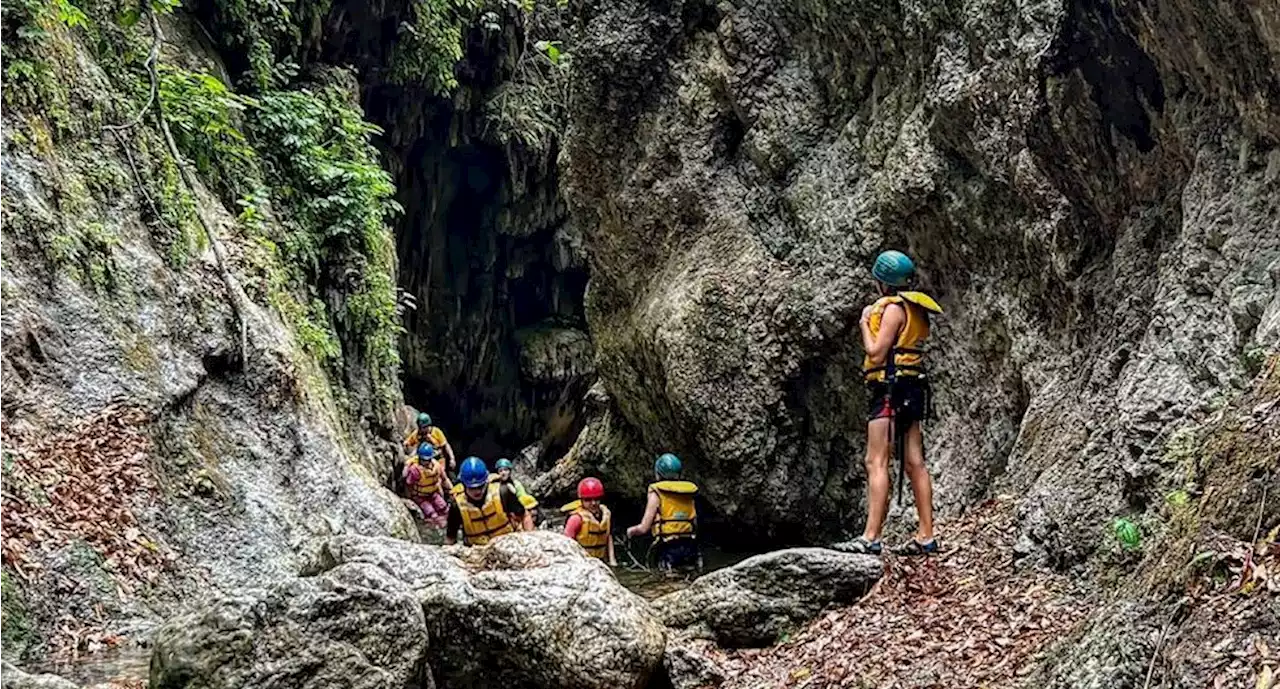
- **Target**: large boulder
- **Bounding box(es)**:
[653,548,881,647]
[156,533,665,689]
[150,562,431,689]
[316,532,666,689]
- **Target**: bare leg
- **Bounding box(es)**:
[903,421,935,541]
[863,417,892,541]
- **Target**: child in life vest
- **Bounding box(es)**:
[404,443,450,527]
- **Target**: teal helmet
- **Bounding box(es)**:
[655,453,682,478]
[495,458,514,471]
[872,250,915,287]
[416,412,432,426]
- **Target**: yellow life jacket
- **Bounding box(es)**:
[451,483,515,545]
[405,426,447,452]
[572,505,612,559]
[650,481,698,542]
[406,457,442,498]
[862,292,941,382]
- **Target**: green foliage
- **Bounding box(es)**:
[158,65,260,203]
[1110,517,1142,551]
[1,0,79,130]
[246,84,403,394]
[200,0,324,91]
[483,28,570,151]
[388,0,482,94]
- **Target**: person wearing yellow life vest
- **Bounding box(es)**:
[403,413,457,472]
[846,250,942,557]
[403,443,451,527]
[626,454,701,571]
[445,457,532,546]
[562,478,616,565]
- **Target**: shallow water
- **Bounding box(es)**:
[32,645,150,687]
[611,540,757,600]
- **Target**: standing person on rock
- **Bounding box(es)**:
[445,457,532,546]
[845,250,943,557]
[626,454,701,572]
[404,443,450,527]
[404,413,457,473]
[563,478,617,565]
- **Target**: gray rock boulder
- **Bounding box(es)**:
[662,631,726,689]
[0,663,79,689]
[653,548,881,647]
[161,533,665,689]
[318,532,666,689]
[150,562,431,689]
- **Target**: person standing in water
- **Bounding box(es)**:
[845,250,943,557]
[563,478,617,565]
[626,453,701,572]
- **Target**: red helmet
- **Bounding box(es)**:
[577,477,604,500]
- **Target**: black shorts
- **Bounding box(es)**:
[866,376,929,424]
[655,538,700,570]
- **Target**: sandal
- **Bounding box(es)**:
[893,538,939,556]
[834,537,883,556]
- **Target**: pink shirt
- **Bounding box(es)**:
[563,514,583,539]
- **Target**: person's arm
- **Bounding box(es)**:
[443,443,457,471]
[626,492,661,537]
[444,503,462,545]
[438,464,452,497]
[499,486,528,529]
[607,532,617,567]
[861,303,905,365]
[564,514,582,539]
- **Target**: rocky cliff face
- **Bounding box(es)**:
[0,0,415,663]
[561,0,1280,554]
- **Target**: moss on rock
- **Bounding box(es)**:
[1,568,36,661]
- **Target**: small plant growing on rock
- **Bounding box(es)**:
[1111,517,1142,551]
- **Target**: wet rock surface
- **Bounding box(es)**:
[654,548,882,647]
[0,664,79,689]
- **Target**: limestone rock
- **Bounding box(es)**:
[149,562,431,689]
[653,548,881,647]
[258,533,664,689]
[662,632,726,689]
[563,0,1280,562]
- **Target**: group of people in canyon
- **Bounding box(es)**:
[398,413,704,571]
[397,250,941,564]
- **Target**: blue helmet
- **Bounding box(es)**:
[655,453,682,478]
[417,443,436,459]
[459,457,489,488]
[872,250,914,287]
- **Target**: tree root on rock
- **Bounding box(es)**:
[102,2,251,368]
